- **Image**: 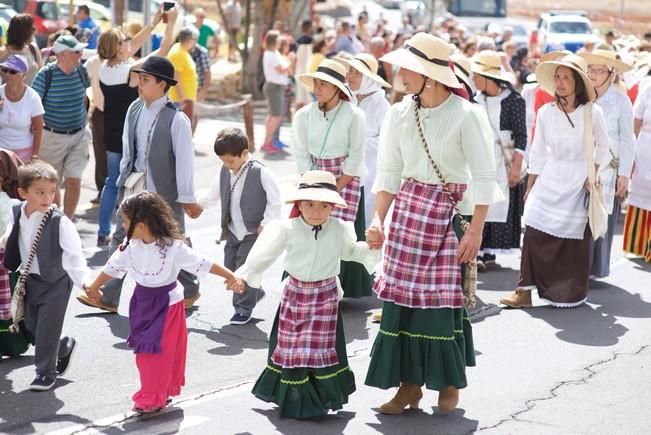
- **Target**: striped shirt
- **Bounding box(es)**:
[32,63,89,131]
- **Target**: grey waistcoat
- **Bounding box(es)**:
[4,204,67,283]
[219,161,267,233]
[117,98,179,204]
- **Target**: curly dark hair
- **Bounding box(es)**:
[7,14,34,49]
[118,191,184,251]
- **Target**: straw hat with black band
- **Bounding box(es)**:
[379,32,461,101]
[579,49,632,74]
[471,50,513,85]
[299,59,353,100]
[450,53,475,96]
[285,170,347,208]
[535,53,596,102]
[341,53,392,88]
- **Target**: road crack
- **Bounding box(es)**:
[472,345,650,434]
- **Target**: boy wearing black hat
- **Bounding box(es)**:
[78,56,204,313]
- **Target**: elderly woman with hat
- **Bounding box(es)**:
[623,65,651,262]
[293,58,372,298]
[364,33,502,415]
[500,54,611,309]
[471,50,527,268]
[0,55,44,162]
[580,49,636,277]
[343,53,392,227]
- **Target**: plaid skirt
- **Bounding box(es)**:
[312,156,360,222]
[374,179,467,309]
[272,276,339,369]
[0,250,11,321]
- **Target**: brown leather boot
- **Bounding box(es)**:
[437,386,459,415]
[500,288,532,308]
[379,383,423,415]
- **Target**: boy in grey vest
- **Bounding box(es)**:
[200,128,281,324]
[3,161,90,391]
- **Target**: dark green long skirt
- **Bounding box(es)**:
[365,302,475,391]
[340,188,373,298]
[252,308,356,419]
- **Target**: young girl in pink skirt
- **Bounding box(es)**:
[85,191,244,413]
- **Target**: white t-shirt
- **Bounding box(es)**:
[0,85,44,151]
[263,50,289,86]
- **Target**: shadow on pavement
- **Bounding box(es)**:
[367,407,478,435]
[187,320,269,357]
[99,407,185,435]
[340,296,382,344]
[253,408,355,435]
[75,312,130,350]
[0,378,92,434]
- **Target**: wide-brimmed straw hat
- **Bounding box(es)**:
[300,59,353,98]
[285,170,347,208]
[380,32,461,88]
[535,53,596,102]
[450,53,473,92]
[341,53,392,88]
[579,49,632,73]
[471,50,511,83]
[540,50,571,63]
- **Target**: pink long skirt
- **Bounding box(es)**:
[132,301,187,411]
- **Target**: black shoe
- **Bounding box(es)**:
[30,375,56,391]
[97,235,111,247]
[57,336,76,376]
[230,313,251,325]
[483,253,497,265]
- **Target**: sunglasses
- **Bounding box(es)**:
[0,68,19,75]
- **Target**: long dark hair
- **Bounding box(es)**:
[118,191,184,251]
[555,67,590,108]
[7,14,34,49]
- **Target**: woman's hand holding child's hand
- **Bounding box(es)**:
[226,277,246,294]
[84,283,102,301]
[366,218,385,250]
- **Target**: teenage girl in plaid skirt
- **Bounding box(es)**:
[237,171,382,419]
[365,34,503,416]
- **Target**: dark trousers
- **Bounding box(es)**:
[90,108,106,193]
[224,231,264,317]
[24,274,72,378]
[100,190,199,307]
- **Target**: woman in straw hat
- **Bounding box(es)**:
[500,54,611,309]
[343,53,392,227]
[293,58,373,298]
[623,72,651,262]
[364,33,503,415]
[471,50,527,269]
[580,49,636,277]
[237,170,382,418]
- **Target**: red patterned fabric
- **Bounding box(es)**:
[0,250,11,321]
[312,156,361,222]
[272,276,339,369]
[374,179,467,309]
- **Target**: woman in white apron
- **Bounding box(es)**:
[471,51,527,268]
[343,53,392,228]
[500,54,610,309]
[580,50,636,277]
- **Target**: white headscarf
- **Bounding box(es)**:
[354,75,383,103]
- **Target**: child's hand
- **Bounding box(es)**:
[84,283,102,301]
[366,225,384,250]
[226,277,246,294]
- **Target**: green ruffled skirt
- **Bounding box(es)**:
[340,188,373,298]
[252,308,356,419]
[365,302,475,391]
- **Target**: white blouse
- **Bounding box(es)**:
[104,239,213,305]
[374,94,503,214]
[630,84,651,211]
[524,103,610,239]
[236,217,381,289]
[292,100,366,178]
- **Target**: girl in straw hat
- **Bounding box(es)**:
[623,73,651,262]
[471,50,527,269]
[236,170,382,418]
[343,53,392,228]
[293,58,373,298]
[364,32,503,415]
[580,50,636,278]
[500,54,611,309]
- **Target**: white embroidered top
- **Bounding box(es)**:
[104,239,213,305]
[236,217,381,290]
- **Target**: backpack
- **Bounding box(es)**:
[41,63,91,111]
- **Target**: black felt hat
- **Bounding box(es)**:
[132,56,178,85]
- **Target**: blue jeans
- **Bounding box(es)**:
[98,151,122,237]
